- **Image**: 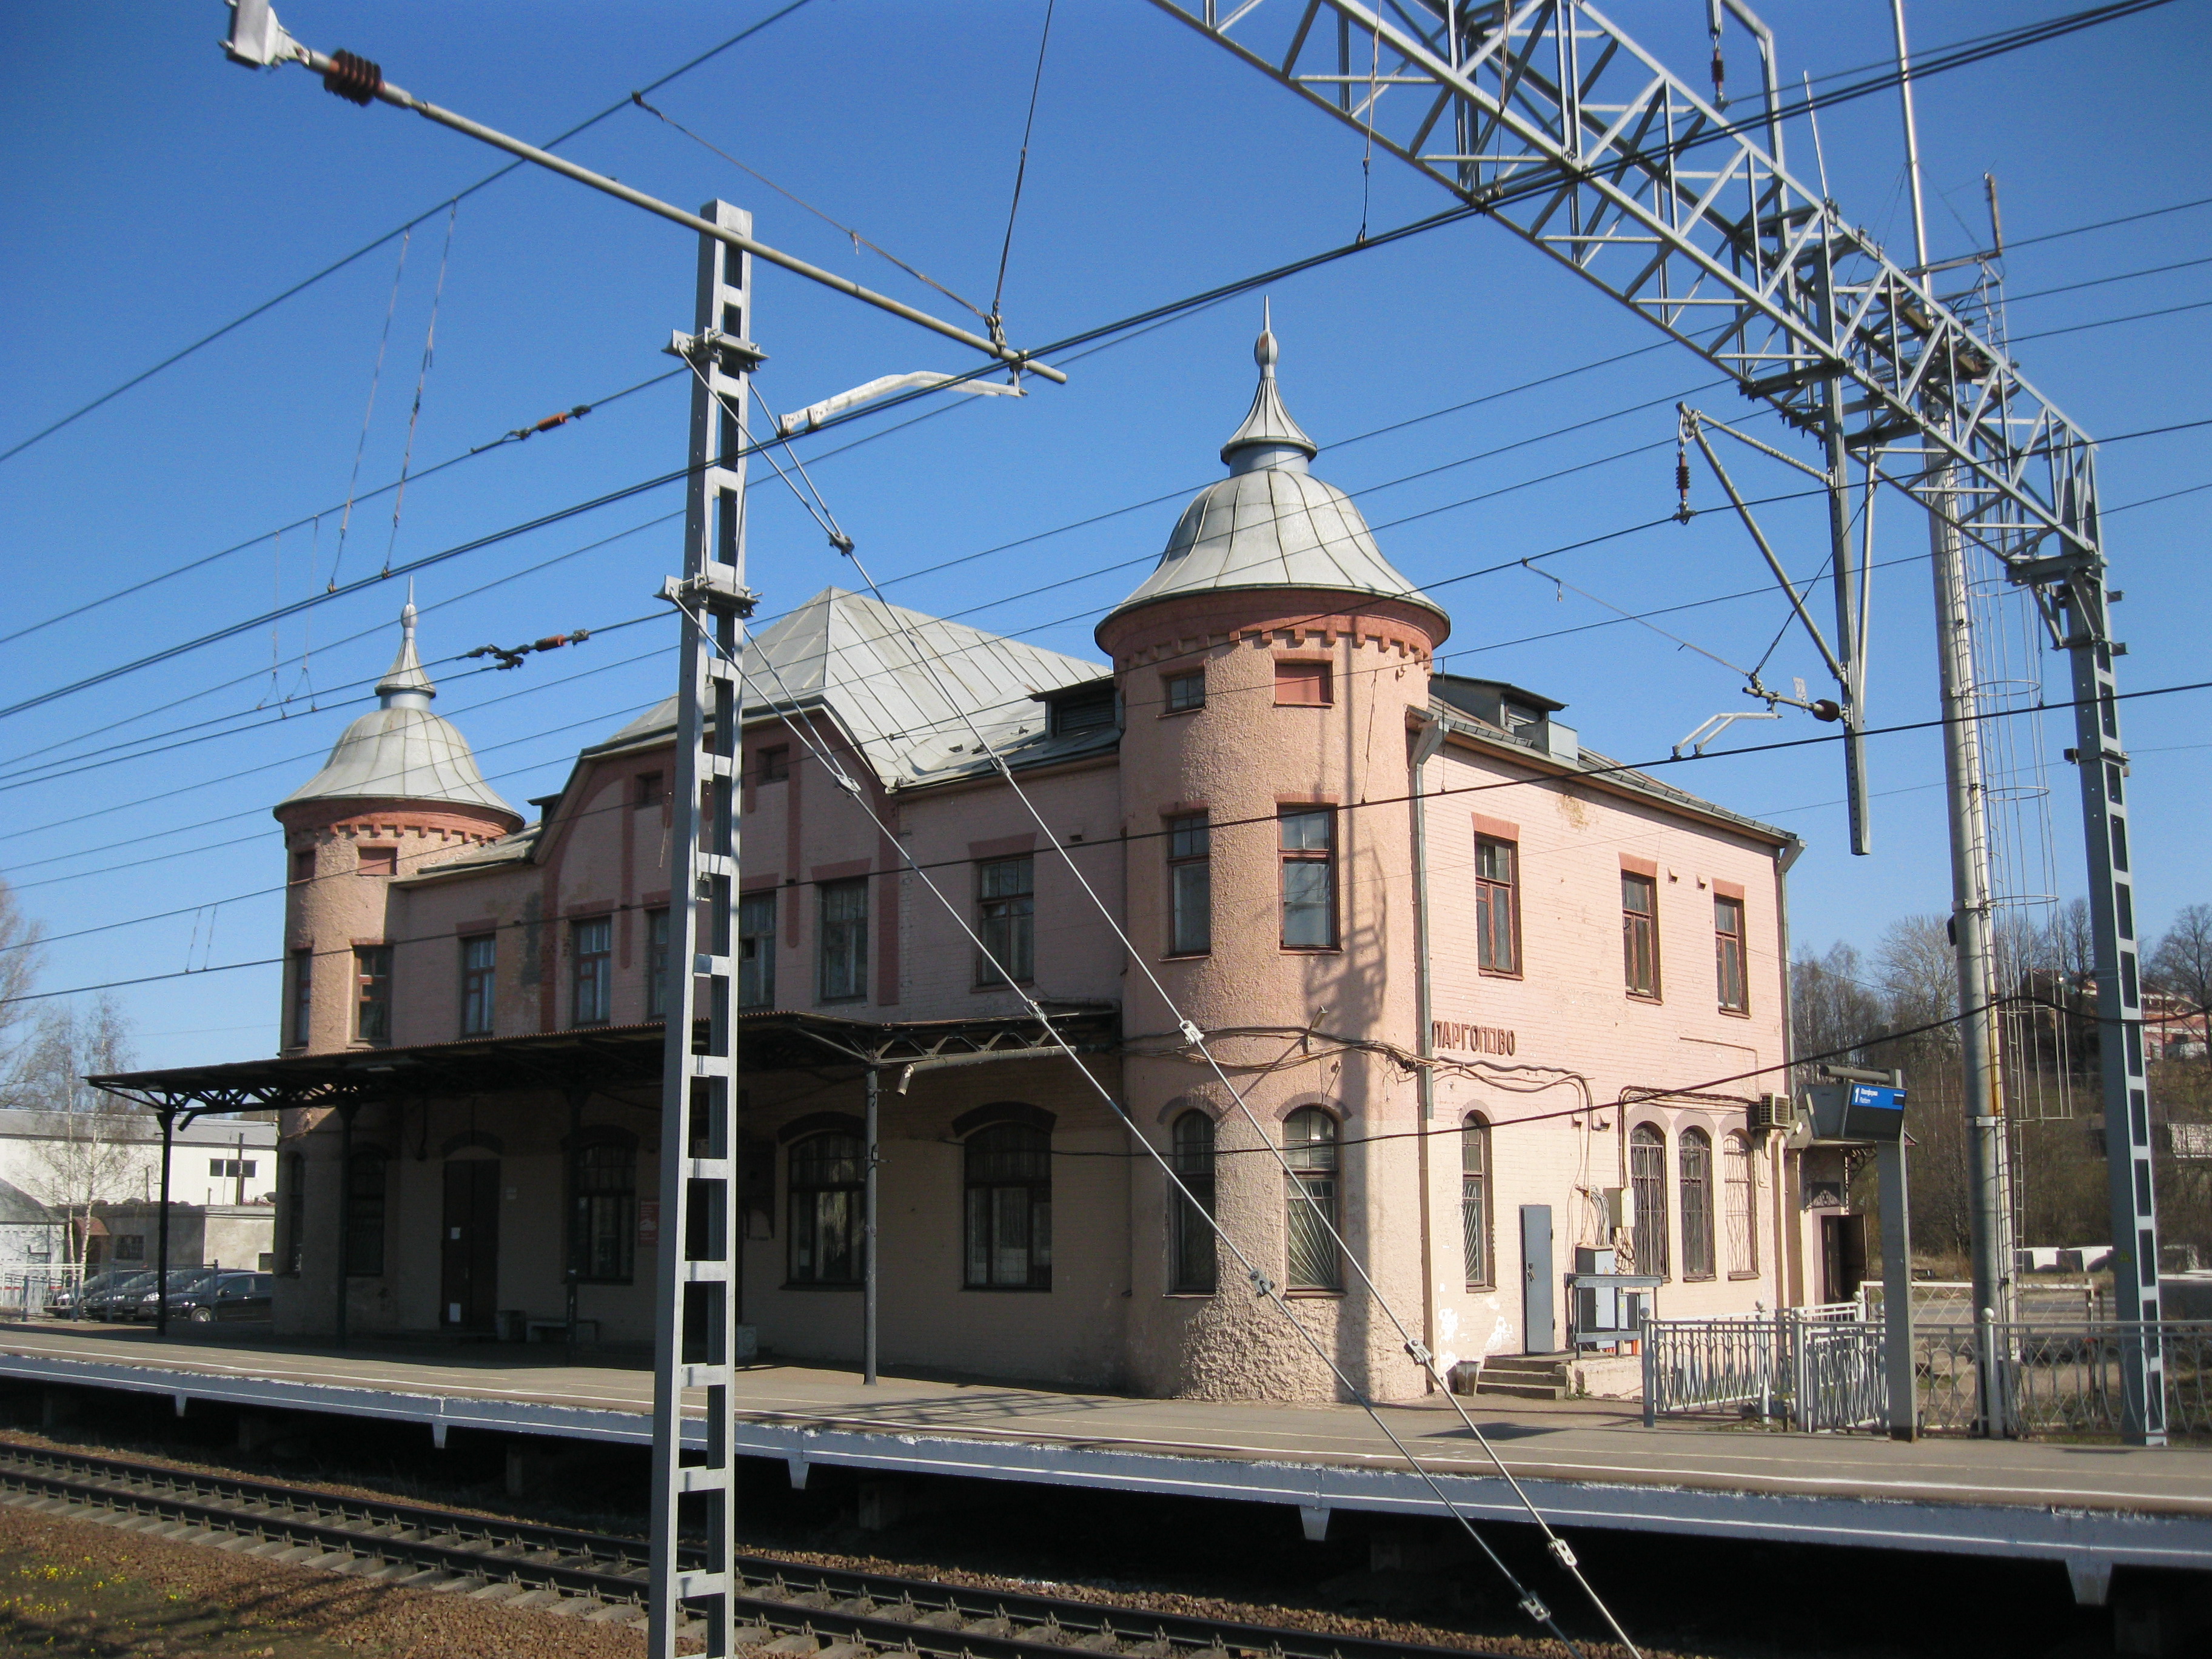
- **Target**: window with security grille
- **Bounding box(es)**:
[1714,895,1748,1011]
[1461,1116,1491,1288]
[964,1122,1051,1289]
[1167,814,1211,956]
[1724,1133,1758,1275]
[571,917,612,1026]
[1622,873,1660,998]
[1168,1111,1216,1293]
[460,935,495,1037]
[1279,809,1336,949]
[976,857,1034,986]
[1283,1107,1341,1291]
[280,1153,306,1275]
[1475,837,1519,974]
[354,946,392,1045]
[1680,1128,1715,1279]
[788,1131,863,1285]
[646,910,672,1019]
[571,1138,637,1284]
[738,893,776,1008]
[819,879,868,1002]
[289,948,313,1048]
[1630,1125,1669,1278]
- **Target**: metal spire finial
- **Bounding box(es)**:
[1256,298,1279,373]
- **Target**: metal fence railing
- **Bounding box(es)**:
[0,1265,82,1317]
[1645,1307,2212,1439]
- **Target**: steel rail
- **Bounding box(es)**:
[0,1443,1517,1659]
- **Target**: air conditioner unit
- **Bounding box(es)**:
[1751,1093,1800,1133]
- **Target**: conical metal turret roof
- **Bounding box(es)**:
[1102,312,1449,640]
[277,602,520,822]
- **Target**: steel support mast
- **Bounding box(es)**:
[649,201,756,1655]
[1146,0,2165,1441]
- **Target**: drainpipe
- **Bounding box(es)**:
[1409,713,1446,1387]
[1774,834,1805,1307]
[155,1110,176,1336]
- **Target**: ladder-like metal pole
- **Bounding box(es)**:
[650,198,754,1657]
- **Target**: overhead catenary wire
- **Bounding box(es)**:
[328,226,411,591]
[990,0,1057,338]
[383,203,460,577]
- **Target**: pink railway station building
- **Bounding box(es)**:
[96,327,1848,1401]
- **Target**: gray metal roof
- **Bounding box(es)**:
[276,603,520,822]
[594,587,1111,791]
[0,1177,53,1227]
[1104,320,1449,638]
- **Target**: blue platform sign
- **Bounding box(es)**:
[1842,1083,1907,1142]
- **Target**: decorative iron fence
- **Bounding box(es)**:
[1645,1308,2212,1439]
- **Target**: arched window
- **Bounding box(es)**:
[787,1130,863,1285]
[1680,1128,1715,1280]
[343,1148,387,1278]
[1724,1133,1758,1275]
[965,1122,1051,1289]
[570,1134,637,1284]
[1168,1111,1216,1293]
[1461,1115,1492,1288]
[1629,1126,1669,1279]
[1283,1107,1341,1292]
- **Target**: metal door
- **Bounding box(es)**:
[1520,1204,1555,1353]
[441,1159,500,1329]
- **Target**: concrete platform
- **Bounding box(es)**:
[2,1321,2206,1606]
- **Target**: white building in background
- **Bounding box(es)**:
[0,1110,278,1262]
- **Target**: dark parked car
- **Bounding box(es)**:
[45,1271,130,1320]
[83,1271,157,1321]
[169,1271,272,1326]
[126,1267,224,1322]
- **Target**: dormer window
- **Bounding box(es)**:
[1502,702,1541,733]
[1050,685,1117,737]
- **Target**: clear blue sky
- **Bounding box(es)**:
[2,1,2206,1069]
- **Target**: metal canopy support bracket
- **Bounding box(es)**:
[649,199,752,1658]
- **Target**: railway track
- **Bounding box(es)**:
[0,1443,1514,1659]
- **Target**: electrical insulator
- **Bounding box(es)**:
[1674,448,1694,523]
[1711,49,1728,109]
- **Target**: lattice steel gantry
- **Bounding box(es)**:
[1146,0,2165,1443]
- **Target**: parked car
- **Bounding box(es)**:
[126,1267,223,1322]
[82,1271,157,1321]
[169,1271,273,1326]
[45,1271,129,1320]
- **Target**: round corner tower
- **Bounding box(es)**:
[1101,317,1451,1401]
[273,601,521,1056]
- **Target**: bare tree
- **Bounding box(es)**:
[0,878,45,1105]
[2149,903,2212,1064]
[17,997,138,1266]
[1874,914,1959,1037]
[1791,942,1884,1077]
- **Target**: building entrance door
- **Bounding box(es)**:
[441,1159,500,1329]
[1821,1213,1868,1305]
[1520,1204,1555,1353]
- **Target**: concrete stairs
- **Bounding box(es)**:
[1472,1353,1570,1400]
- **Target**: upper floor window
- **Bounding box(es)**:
[964,1122,1051,1289]
[344,1148,387,1277]
[1051,684,1117,736]
[358,845,397,877]
[1475,837,1520,974]
[280,1151,306,1275]
[1630,1125,1669,1278]
[290,850,314,885]
[788,1130,863,1285]
[570,1135,637,1284]
[460,935,495,1037]
[739,893,776,1008]
[1168,1110,1216,1294]
[209,1158,258,1179]
[819,878,868,1002]
[1714,895,1748,1011]
[646,909,672,1019]
[571,917,613,1027]
[1724,1133,1758,1275]
[1623,872,1660,998]
[1279,809,1336,950]
[354,945,392,1046]
[289,948,313,1048]
[1167,813,1211,956]
[1275,660,1332,706]
[1461,1114,1492,1288]
[757,745,790,783]
[1164,669,1205,713]
[1680,1128,1716,1280]
[976,857,1034,987]
[1283,1107,1341,1291]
